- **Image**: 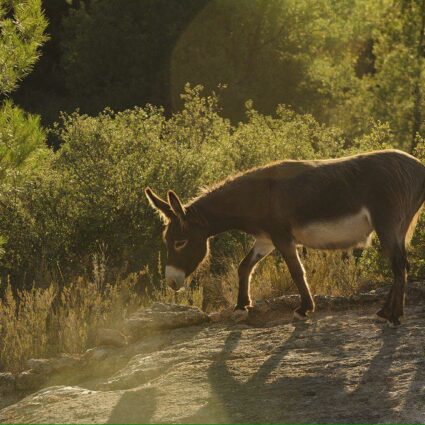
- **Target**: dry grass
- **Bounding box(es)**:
[0,271,142,373]
[0,282,56,372]
[0,262,205,373]
[200,248,366,311]
[0,246,370,373]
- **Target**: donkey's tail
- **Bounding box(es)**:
[405,171,425,246]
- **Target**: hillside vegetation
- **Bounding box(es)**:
[1,0,425,373]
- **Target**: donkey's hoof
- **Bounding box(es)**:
[388,317,401,328]
[376,309,401,327]
[232,308,249,323]
[234,303,251,313]
[293,309,308,321]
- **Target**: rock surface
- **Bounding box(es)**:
[27,354,80,375]
[1,302,425,424]
[0,304,209,395]
[97,328,127,348]
[0,373,15,395]
[125,302,210,338]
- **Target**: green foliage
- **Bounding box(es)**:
[9,0,425,151]
[0,85,351,284]
[0,100,49,179]
[171,0,330,121]
[345,0,425,147]
[233,101,345,170]
[0,0,47,95]
[0,0,49,278]
[3,85,422,288]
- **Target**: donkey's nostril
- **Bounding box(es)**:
[168,280,178,291]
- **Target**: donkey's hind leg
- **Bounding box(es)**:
[235,236,274,310]
[376,232,408,326]
[273,237,315,319]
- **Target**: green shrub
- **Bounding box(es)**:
[0,85,348,285]
[0,85,423,294]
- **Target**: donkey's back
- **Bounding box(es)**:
[275,149,425,223]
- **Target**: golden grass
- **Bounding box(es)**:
[0,273,142,373]
[200,248,366,311]
[0,247,371,372]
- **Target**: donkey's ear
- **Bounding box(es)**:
[145,187,173,220]
[167,190,186,222]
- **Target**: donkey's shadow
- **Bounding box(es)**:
[183,321,349,423]
[106,314,423,424]
[183,319,416,424]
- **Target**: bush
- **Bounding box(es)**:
[0,85,350,286]
[2,85,424,288]
[1,86,425,373]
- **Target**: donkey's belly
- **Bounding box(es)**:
[292,207,374,250]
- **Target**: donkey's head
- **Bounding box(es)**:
[145,188,209,291]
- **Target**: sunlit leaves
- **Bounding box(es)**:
[0,0,47,95]
[0,100,49,179]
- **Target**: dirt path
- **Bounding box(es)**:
[1,305,425,424]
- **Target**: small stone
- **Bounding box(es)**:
[82,346,117,363]
[16,370,45,391]
[251,301,270,314]
[0,372,16,394]
[231,309,249,323]
[208,312,222,322]
[51,354,81,372]
[125,303,210,339]
[27,358,53,375]
[97,328,127,348]
[27,354,80,376]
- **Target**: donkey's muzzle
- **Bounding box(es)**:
[165,265,185,291]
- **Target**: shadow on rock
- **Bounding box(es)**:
[184,316,424,424]
[184,321,350,424]
[346,326,401,423]
[107,387,157,424]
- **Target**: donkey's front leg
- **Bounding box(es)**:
[273,236,315,319]
[235,237,274,310]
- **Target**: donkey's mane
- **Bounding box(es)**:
[186,149,417,208]
[186,159,293,207]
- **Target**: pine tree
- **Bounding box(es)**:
[0,0,48,175]
[0,0,47,95]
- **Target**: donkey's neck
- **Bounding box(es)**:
[186,179,268,237]
[187,201,242,236]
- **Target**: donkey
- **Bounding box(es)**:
[145,149,425,326]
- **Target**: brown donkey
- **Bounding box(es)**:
[146,149,425,326]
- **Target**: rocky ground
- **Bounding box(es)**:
[1,286,425,424]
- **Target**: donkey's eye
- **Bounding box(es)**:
[174,240,188,250]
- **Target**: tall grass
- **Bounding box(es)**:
[0,272,142,373]
[0,282,56,372]
[0,260,207,373]
[0,246,375,373]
